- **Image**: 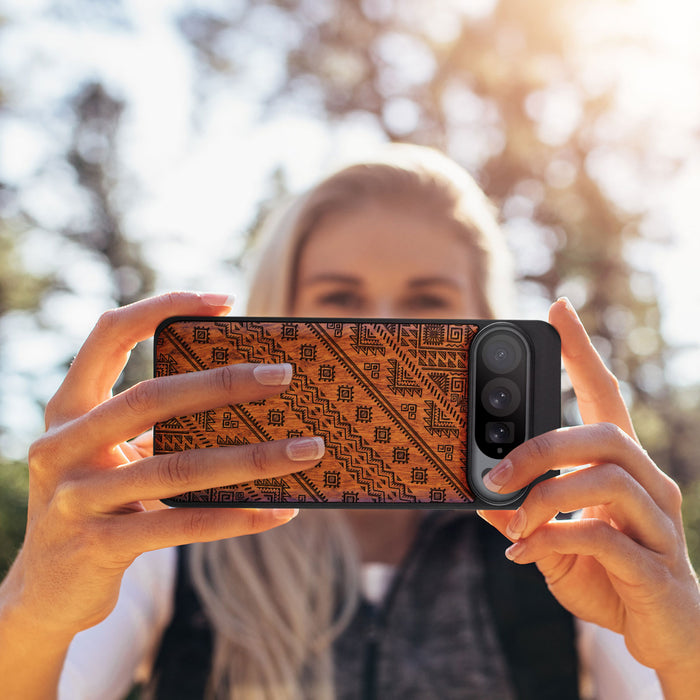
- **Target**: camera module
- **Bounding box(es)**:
[467,320,560,507]
[470,323,531,463]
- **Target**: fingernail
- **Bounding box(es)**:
[273,508,299,521]
[557,296,578,319]
[199,293,236,310]
[254,363,293,386]
[506,509,527,540]
[505,541,527,561]
[286,437,325,462]
[483,460,512,493]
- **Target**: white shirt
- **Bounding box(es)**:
[59,548,663,700]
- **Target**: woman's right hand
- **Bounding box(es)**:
[1,292,324,642]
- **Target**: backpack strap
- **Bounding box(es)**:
[146,546,212,699]
[477,515,580,700]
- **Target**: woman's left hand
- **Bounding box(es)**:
[478,298,700,696]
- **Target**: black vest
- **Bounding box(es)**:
[148,514,579,699]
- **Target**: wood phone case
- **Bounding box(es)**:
[153,317,560,508]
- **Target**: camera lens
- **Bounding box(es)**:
[481,378,521,417]
[489,387,511,411]
[482,334,523,374]
[486,421,514,444]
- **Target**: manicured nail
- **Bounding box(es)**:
[273,508,299,521]
[254,363,293,386]
[557,296,578,319]
[286,437,325,462]
[483,460,512,493]
[506,509,527,540]
[505,541,527,561]
[198,293,236,310]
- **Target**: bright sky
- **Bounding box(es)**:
[1,0,699,456]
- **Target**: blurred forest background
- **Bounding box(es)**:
[1,0,700,574]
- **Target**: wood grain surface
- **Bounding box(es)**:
[154,318,480,505]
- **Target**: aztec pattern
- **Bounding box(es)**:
[154,319,479,505]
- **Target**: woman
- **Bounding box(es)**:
[0,145,697,699]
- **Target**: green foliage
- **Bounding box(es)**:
[0,224,54,316]
[682,478,700,572]
[0,460,28,577]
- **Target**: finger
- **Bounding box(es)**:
[119,431,152,462]
[126,431,153,459]
[503,517,663,588]
[503,464,676,554]
[47,292,235,424]
[548,298,636,439]
[66,362,294,456]
[86,436,325,507]
[483,423,681,515]
[476,509,516,540]
[110,506,301,558]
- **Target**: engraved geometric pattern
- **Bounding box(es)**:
[154,319,478,505]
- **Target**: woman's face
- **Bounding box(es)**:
[292,202,485,319]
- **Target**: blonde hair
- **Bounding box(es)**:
[189,512,359,700]
[188,144,514,699]
[246,143,514,317]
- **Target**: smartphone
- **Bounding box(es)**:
[153,317,560,509]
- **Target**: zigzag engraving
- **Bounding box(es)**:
[232,402,330,503]
[387,359,423,397]
[154,433,195,452]
[311,322,471,498]
[427,371,450,395]
[288,373,415,502]
[416,349,466,368]
[215,321,289,366]
[372,324,470,493]
[349,323,386,356]
[155,353,179,377]
[216,434,249,446]
[253,477,292,502]
[162,327,209,372]
[423,400,460,438]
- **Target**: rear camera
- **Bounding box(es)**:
[481,378,521,417]
[482,334,522,374]
[486,421,514,444]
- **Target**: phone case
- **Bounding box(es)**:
[153,317,560,509]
